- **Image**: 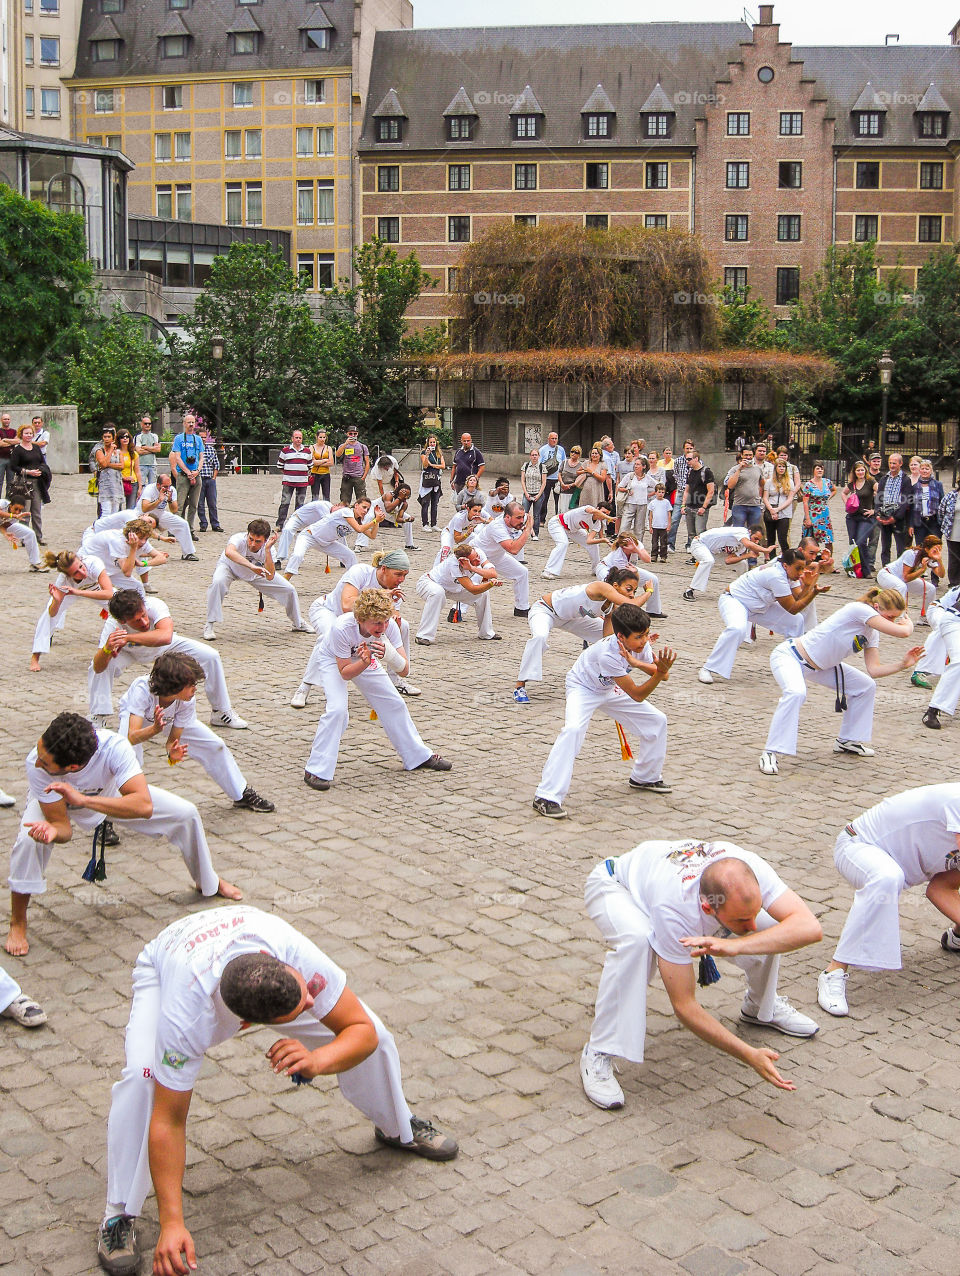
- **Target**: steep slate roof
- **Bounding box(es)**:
[373,88,406,118]
[226,11,263,36]
[509,85,545,116]
[639,82,675,114]
[88,15,122,43]
[443,87,477,118]
[851,81,887,112]
[581,84,616,115]
[156,12,192,41]
[916,82,951,114]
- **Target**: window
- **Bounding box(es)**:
[514,214,536,227]
[854,214,878,241]
[225,183,242,225]
[776,267,800,305]
[95,89,116,114]
[377,118,401,142]
[645,214,667,229]
[100,0,123,9]
[87,134,103,146]
[724,266,747,295]
[920,162,943,190]
[646,161,668,189]
[161,35,188,58]
[757,66,774,84]
[156,184,172,218]
[232,32,258,55]
[25,36,33,66]
[725,214,748,241]
[447,266,461,291]
[514,163,536,191]
[175,132,191,161]
[303,28,330,51]
[163,85,183,110]
[25,87,34,116]
[585,214,608,229]
[855,111,882,137]
[155,132,172,161]
[106,134,121,149]
[586,113,611,138]
[779,161,802,189]
[726,161,749,188]
[40,88,60,117]
[245,183,262,225]
[779,112,803,135]
[377,165,399,192]
[317,126,334,156]
[39,0,58,10]
[40,37,59,66]
[25,0,33,11]
[448,164,470,191]
[297,254,315,289]
[919,216,942,243]
[168,0,190,7]
[91,39,120,61]
[224,130,241,158]
[317,179,333,224]
[296,180,313,224]
[296,127,312,157]
[447,116,473,140]
[645,113,670,138]
[233,83,253,107]
[513,115,538,140]
[856,161,880,189]
[727,112,750,135]
[918,113,946,138]
[175,184,191,220]
[448,215,470,243]
[378,216,399,242]
[586,162,608,190]
[317,255,335,288]
[244,129,261,158]
[303,79,325,104]
[778,214,801,241]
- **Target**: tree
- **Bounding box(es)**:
[887,245,960,431]
[62,309,166,431]
[716,285,785,350]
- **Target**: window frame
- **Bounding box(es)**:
[779,111,803,136]
[776,266,800,306]
[777,213,801,242]
[162,84,183,110]
[296,179,314,225]
[303,79,326,105]
[376,117,402,143]
[726,112,750,136]
[447,116,474,141]
[778,160,802,189]
[244,128,262,159]
[317,126,334,156]
[316,179,334,225]
[645,161,668,190]
[918,215,942,243]
[377,164,400,192]
[513,114,539,140]
[725,161,749,189]
[919,161,943,190]
[585,213,608,230]
[585,112,611,138]
[377,216,399,243]
[725,213,748,242]
[224,129,242,159]
[448,214,471,243]
[232,82,253,108]
[514,162,537,191]
[225,183,242,226]
[644,113,670,138]
[855,111,882,138]
[39,35,60,66]
[175,183,191,221]
[295,126,313,157]
[155,183,173,218]
[854,214,878,242]
[94,88,116,114]
[174,131,191,161]
[855,161,880,190]
[585,161,609,190]
[448,163,471,192]
[155,132,172,161]
[40,87,61,118]
[645,214,667,230]
[245,182,262,227]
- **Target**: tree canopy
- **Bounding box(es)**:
[58,309,167,432]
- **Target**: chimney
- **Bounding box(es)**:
[758,5,774,24]
[951,19,960,45]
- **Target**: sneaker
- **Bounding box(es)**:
[911,671,933,690]
[92,714,111,729]
[210,711,248,730]
[233,786,275,813]
[29,563,50,572]
[1,994,47,1027]
[97,1214,139,1275]
[532,796,567,818]
[375,1115,458,1161]
[646,611,667,619]
[181,553,199,562]
[211,526,224,532]
[922,708,941,730]
[698,667,714,684]
[686,557,697,565]
[479,632,502,641]
[394,678,421,697]
[513,687,531,704]
[628,778,673,794]
[833,739,875,757]
[682,589,696,601]
[101,821,121,847]
[941,928,960,953]
[143,584,159,595]
[740,995,819,1038]
[292,622,314,633]
[530,533,539,541]
[0,787,14,808]
[414,636,433,646]
[817,969,849,1017]
[513,607,530,618]
[202,625,216,641]
[579,1043,624,1110]
[303,771,331,791]
[541,572,560,579]
[414,754,452,772]
[759,751,779,775]
[290,683,311,709]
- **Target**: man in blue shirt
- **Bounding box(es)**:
[537,431,566,519]
[169,414,202,555]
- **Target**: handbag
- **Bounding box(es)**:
[845,492,860,513]
[88,474,99,496]
[543,448,560,476]
[842,546,863,578]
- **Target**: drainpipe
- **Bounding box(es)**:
[831,151,837,247]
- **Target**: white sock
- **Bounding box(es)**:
[103,1204,127,1224]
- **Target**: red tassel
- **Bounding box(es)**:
[447,605,462,623]
[100,608,109,620]
[616,722,633,760]
[369,709,378,721]
[258,592,265,613]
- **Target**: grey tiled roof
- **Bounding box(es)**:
[88,15,121,42]
[226,11,262,36]
[851,81,887,112]
[581,84,616,115]
[156,12,191,40]
[639,82,675,114]
[509,86,544,116]
[916,82,951,113]
[443,87,477,118]
[373,88,406,118]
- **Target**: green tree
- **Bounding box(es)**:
[887,245,960,431]
[62,309,166,431]
[716,285,785,350]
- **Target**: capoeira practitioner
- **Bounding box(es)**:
[275,497,332,562]
[355,483,416,553]
[302,589,451,792]
[204,519,312,640]
[0,489,47,571]
[697,549,824,685]
[415,543,503,647]
[5,712,241,957]
[816,784,960,1018]
[482,477,515,521]
[137,474,198,561]
[758,587,922,775]
[30,549,114,671]
[541,504,608,579]
[90,589,247,729]
[94,907,457,1276]
[596,533,666,618]
[877,536,944,625]
[579,839,821,1109]
[473,502,532,617]
[918,585,960,729]
[682,526,770,601]
[282,499,381,579]
[514,568,643,703]
[83,519,169,596]
[79,510,175,594]
[118,653,273,811]
[0,962,46,1028]
[437,499,486,560]
[532,604,675,819]
[291,549,419,707]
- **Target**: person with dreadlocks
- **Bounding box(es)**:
[0,484,47,571]
[4,712,241,958]
[94,905,457,1276]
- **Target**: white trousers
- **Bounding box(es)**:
[285,533,356,577]
[517,602,602,683]
[930,612,960,714]
[584,862,780,1062]
[688,538,717,594]
[155,510,195,557]
[103,564,146,596]
[305,659,432,781]
[0,963,21,1014]
[6,520,41,566]
[89,635,234,717]
[106,958,412,1218]
[277,509,322,561]
[33,594,87,655]
[414,575,493,642]
[543,516,601,577]
[535,683,667,803]
[832,831,908,971]
[206,562,303,626]
[483,548,528,610]
[125,724,247,802]
[876,568,937,615]
[8,788,219,897]
[99,496,124,517]
[355,521,415,552]
[703,593,805,680]
[765,643,876,755]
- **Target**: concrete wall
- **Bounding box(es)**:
[2,404,79,473]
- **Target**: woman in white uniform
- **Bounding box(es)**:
[355,484,416,553]
[84,519,169,596]
[275,498,331,562]
[30,549,114,671]
[415,543,503,646]
[541,504,608,578]
[282,499,381,578]
[758,587,922,775]
[682,526,770,600]
[595,534,666,618]
[876,536,944,623]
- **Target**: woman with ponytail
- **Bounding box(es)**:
[30,549,114,671]
[877,534,945,624]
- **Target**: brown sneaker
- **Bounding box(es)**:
[97,1214,139,1275]
[375,1115,458,1161]
[303,771,331,791]
[414,754,452,772]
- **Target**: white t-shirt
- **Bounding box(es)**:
[850,785,960,887]
[567,632,631,692]
[322,562,379,615]
[482,491,514,519]
[885,548,926,583]
[431,555,479,592]
[475,516,520,559]
[142,906,346,1091]
[138,483,170,513]
[619,475,648,504]
[599,547,640,579]
[25,728,141,828]
[54,554,106,594]
[221,531,265,570]
[615,839,788,964]
[730,562,793,612]
[290,499,331,528]
[310,509,354,545]
[99,595,171,646]
[561,507,601,535]
[798,601,879,670]
[86,530,155,577]
[694,527,751,555]
[322,612,402,671]
[119,676,197,733]
[549,584,606,623]
[648,498,672,530]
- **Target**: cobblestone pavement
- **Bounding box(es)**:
[1,474,957,1276]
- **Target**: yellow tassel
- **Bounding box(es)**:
[370,709,378,721]
[616,722,633,760]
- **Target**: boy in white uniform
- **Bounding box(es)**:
[542,504,607,578]
[919,585,960,729]
[204,519,311,639]
[4,713,241,958]
[473,502,532,616]
[482,477,514,521]
[275,497,331,562]
[683,526,770,599]
[580,839,821,1108]
[817,785,960,1017]
[355,483,416,553]
[437,500,486,562]
[0,491,46,570]
[95,906,457,1276]
[415,543,502,644]
[84,520,169,596]
[138,475,197,560]
[118,653,274,811]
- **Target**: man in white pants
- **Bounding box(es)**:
[698,549,824,684]
[473,502,532,617]
[919,587,960,729]
[138,474,197,561]
[4,713,241,958]
[89,589,247,729]
[95,906,457,1276]
[415,544,502,644]
[682,526,769,600]
[83,520,169,597]
[282,501,381,578]
[275,497,331,561]
[0,963,46,1027]
[541,504,607,579]
[204,519,311,640]
[817,785,960,1017]
[580,839,821,1109]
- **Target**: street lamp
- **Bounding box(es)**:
[878,349,894,442]
[210,334,224,443]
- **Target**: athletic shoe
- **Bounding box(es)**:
[91,714,111,729]
[181,553,199,562]
[513,688,531,704]
[292,622,314,633]
[697,668,714,684]
[530,533,539,541]
[233,786,275,813]
[101,821,121,846]
[479,632,502,641]
[686,557,697,565]
[532,797,567,818]
[303,771,331,791]
[513,607,530,618]
[917,614,931,627]
[414,754,452,771]
[97,1214,139,1275]
[0,994,47,1027]
[196,527,206,534]
[628,778,673,794]
[682,589,696,601]
[579,1043,624,1110]
[941,928,960,953]
[29,563,50,572]
[210,711,248,730]
[922,708,941,730]
[759,751,779,775]
[374,1115,458,1161]
[740,995,818,1038]
[202,625,216,640]
[646,611,667,619]
[211,526,224,532]
[541,572,560,579]
[394,678,421,696]
[834,739,875,756]
[414,636,433,646]
[911,671,933,689]
[0,787,14,808]
[817,969,849,1017]
[143,584,159,595]
[290,683,311,709]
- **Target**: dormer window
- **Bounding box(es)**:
[232,31,259,54]
[581,84,615,140]
[91,38,120,61]
[514,115,538,140]
[298,6,334,53]
[510,86,545,141]
[585,113,611,138]
[303,27,330,50]
[448,116,473,140]
[645,113,670,138]
[373,88,407,144]
[855,111,882,137]
[918,113,946,138]
[161,34,188,57]
[377,118,402,142]
[914,85,950,141]
[639,82,675,141]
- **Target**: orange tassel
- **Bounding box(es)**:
[258,592,265,612]
[325,556,331,574]
[369,709,378,721]
[616,722,633,760]
[100,608,109,620]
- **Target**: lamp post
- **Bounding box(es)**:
[210,334,224,445]
[878,349,894,445]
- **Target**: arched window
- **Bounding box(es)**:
[45,171,85,215]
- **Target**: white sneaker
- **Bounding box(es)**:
[394,678,421,697]
[0,994,46,1027]
[740,995,819,1038]
[290,683,311,709]
[292,622,314,633]
[579,1043,624,1109]
[817,969,849,1017]
[759,751,779,775]
[0,787,15,808]
[697,667,714,684]
[210,711,248,730]
[834,739,875,757]
[202,625,216,641]
[91,714,111,729]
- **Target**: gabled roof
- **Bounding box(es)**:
[227,10,262,35]
[581,84,615,115]
[156,12,191,40]
[443,87,477,118]
[851,81,887,112]
[916,83,950,114]
[373,88,406,118]
[509,85,544,116]
[640,81,675,114]
[88,16,122,42]
[298,4,334,30]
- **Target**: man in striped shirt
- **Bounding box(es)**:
[276,430,313,531]
[198,425,223,533]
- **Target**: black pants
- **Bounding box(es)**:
[650,527,668,559]
[277,484,307,528]
[878,520,910,567]
[419,486,441,528]
[771,517,791,555]
[310,473,331,502]
[948,539,960,588]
